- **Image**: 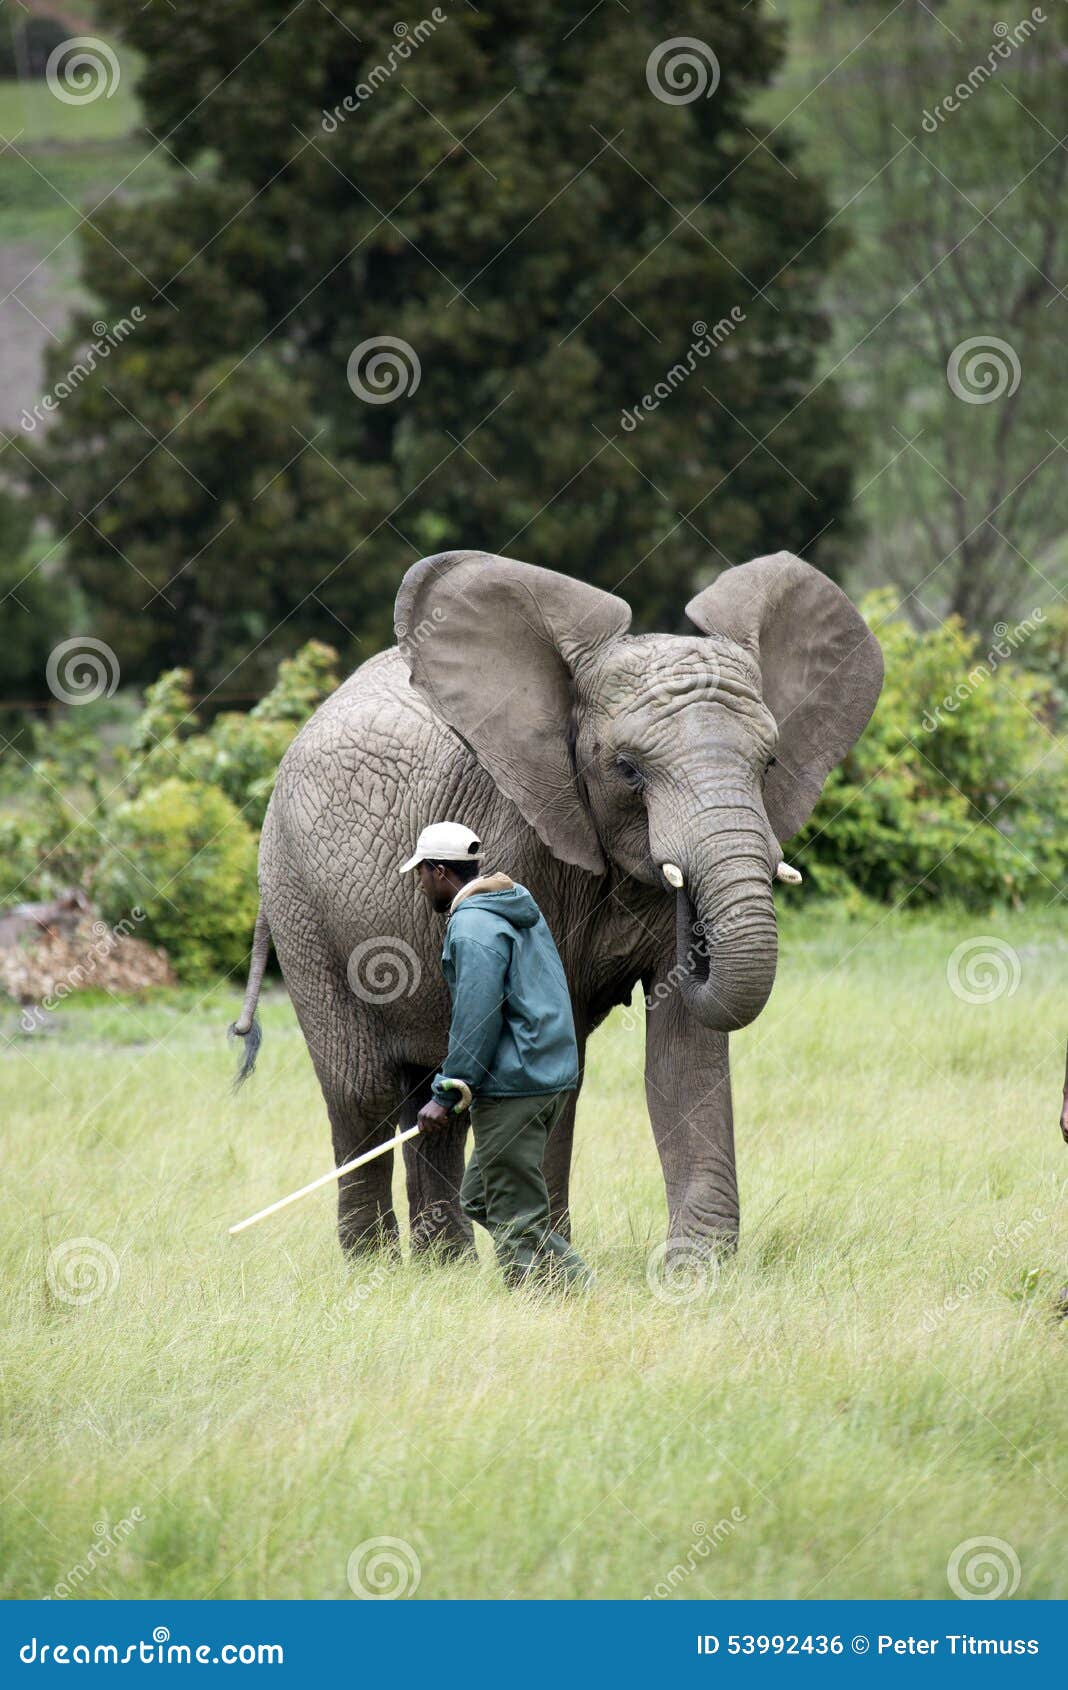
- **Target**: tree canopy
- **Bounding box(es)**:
[19,0,855,691]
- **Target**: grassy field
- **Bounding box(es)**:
[1,908,1064,1600]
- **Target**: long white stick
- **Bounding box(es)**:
[228,1125,422,1236]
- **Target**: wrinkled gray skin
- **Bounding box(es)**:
[234,550,883,1261]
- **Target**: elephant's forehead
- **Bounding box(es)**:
[584,635,759,717]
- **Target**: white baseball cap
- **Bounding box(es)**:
[400,821,483,874]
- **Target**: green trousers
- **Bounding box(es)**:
[460,1092,592,1288]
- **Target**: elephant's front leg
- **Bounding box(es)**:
[642,958,738,1251]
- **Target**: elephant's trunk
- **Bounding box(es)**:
[660,800,779,1032]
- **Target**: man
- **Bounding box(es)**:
[401,821,591,1289]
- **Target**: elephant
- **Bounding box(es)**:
[231,549,883,1262]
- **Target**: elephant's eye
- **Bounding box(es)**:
[616,756,645,791]
[765,755,777,774]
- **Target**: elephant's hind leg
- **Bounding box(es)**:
[399,1065,476,1261]
[277,929,401,1255]
[326,1079,402,1257]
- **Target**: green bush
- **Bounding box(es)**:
[1014,603,1068,727]
[124,641,338,827]
[93,779,259,983]
[795,594,1065,907]
[0,787,96,903]
[2,642,338,980]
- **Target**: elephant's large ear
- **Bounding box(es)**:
[396,551,631,873]
[686,552,883,841]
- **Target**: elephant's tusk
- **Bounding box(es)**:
[775,861,803,885]
[662,862,685,890]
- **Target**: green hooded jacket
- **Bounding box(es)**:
[431,874,579,1107]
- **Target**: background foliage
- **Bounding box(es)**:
[9,0,858,690]
[0,2,1064,967]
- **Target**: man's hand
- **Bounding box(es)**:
[417,1099,454,1134]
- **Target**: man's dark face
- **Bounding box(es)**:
[416,862,454,913]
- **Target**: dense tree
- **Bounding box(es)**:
[0,480,76,710]
[790,0,1068,628]
[24,0,855,689]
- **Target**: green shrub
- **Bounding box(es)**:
[93,779,259,982]
[1014,602,1068,727]
[794,594,1065,907]
[124,642,339,827]
[0,788,97,904]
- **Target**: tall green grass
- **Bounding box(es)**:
[1,910,1064,1598]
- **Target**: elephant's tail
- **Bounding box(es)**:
[228,907,271,1090]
